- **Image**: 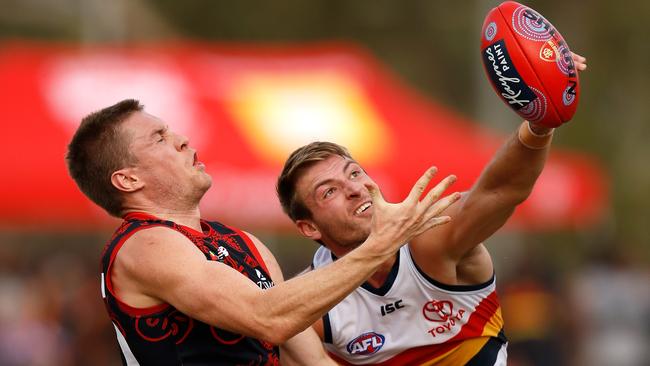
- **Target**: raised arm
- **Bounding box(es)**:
[439,121,552,260]
[413,54,587,262]
[112,167,458,345]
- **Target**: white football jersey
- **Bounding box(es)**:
[312,245,507,365]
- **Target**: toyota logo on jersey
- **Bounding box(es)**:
[422,299,467,339]
[346,332,385,355]
[422,299,454,322]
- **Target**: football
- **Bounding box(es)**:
[480,1,579,128]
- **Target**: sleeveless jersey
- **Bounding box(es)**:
[312,245,507,366]
[101,212,280,366]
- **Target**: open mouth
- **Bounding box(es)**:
[354,201,372,216]
[192,152,207,170]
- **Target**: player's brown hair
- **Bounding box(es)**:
[66,99,143,217]
[277,141,354,221]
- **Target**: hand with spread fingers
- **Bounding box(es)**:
[363,167,459,257]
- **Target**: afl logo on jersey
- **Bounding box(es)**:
[346,332,385,355]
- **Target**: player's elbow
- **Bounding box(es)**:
[267,330,293,345]
[480,173,540,207]
[511,184,535,205]
[492,183,535,207]
[263,328,294,345]
[480,186,531,209]
[249,314,295,345]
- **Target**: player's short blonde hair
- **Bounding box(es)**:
[276,142,354,221]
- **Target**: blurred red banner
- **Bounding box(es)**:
[0,41,608,231]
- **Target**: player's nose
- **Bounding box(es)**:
[345,180,365,198]
[174,132,190,151]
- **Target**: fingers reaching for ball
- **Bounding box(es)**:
[572,52,587,71]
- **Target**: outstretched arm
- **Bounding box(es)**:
[441,121,552,259]
[112,168,458,345]
[414,53,587,261]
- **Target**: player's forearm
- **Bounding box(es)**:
[253,241,390,344]
[476,122,551,203]
[280,328,338,366]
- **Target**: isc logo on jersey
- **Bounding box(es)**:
[346,332,385,355]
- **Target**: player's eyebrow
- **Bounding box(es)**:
[312,160,356,193]
[149,125,168,140]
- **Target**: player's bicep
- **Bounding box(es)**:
[117,228,267,336]
[117,228,209,296]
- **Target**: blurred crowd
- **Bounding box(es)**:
[500,242,650,366]
[0,234,648,366]
[0,237,118,366]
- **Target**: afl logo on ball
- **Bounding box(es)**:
[484,21,497,41]
[539,40,558,62]
[346,332,385,355]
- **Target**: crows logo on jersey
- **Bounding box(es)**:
[346,332,385,355]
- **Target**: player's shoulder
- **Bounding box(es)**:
[128,224,189,242]
[122,225,198,260]
[115,225,206,279]
[240,229,259,242]
[312,246,332,269]
[202,219,230,232]
[240,230,271,258]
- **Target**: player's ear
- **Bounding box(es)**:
[111,168,144,192]
[296,220,322,241]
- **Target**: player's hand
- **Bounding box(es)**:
[363,167,460,256]
[572,52,587,71]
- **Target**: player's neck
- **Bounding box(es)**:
[123,206,203,232]
[366,254,397,289]
[330,245,397,289]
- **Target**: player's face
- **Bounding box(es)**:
[295,155,376,249]
[120,111,212,206]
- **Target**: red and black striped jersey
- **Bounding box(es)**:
[101,212,280,366]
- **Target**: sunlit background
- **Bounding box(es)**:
[0,1,648,365]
